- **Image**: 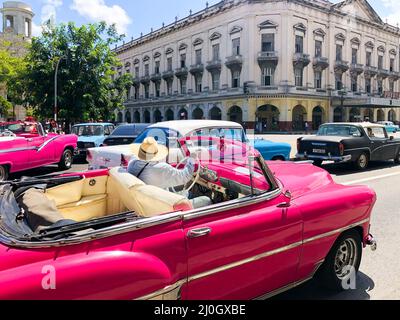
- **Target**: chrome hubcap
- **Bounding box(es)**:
[359,155,367,168]
[334,238,358,279]
[65,152,72,167]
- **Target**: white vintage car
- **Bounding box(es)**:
[86,120,246,169]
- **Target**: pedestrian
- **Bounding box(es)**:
[304,121,309,135]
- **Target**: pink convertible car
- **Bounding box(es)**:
[0,131,376,300]
[0,120,78,181]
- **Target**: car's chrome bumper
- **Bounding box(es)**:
[296,153,352,163]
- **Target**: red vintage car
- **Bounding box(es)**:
[0,133,376,300]
[0,120,78,181]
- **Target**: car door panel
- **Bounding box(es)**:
[183,194,303,300]
[27,136,46,166]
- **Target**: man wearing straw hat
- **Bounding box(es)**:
[128,137,212,208]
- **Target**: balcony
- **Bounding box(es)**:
[334,60,349,73]
[132,77,141,85]
[312,56,329,70]
[206,59,222,72]
[162,70,174,80]
[293,53,310,68]
[377,68,390,79]
[257,51,279,66]
[350,63,364,75]
[140,75,151,84]
[150,73,162,82]
[189,63,204,75]
[225,55,243,70]
[364,66,378,77]
[389,71,400,81]
[175,67,188,78]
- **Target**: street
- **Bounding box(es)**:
[9,154,400,300]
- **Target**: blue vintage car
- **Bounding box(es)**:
[252,138,292,161]
[377,121,399,133]
[72,123,116,157]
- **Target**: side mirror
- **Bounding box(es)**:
[390,136,394,140]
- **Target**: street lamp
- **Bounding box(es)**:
[54,54,68,122]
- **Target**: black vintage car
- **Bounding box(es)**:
[101,123,150,146]
[296,122,400,170]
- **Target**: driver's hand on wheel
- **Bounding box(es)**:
[185,156,196,175]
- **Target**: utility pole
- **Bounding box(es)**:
[54,54,67,122]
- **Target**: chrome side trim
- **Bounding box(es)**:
[183,188,281,221]
[188,241,303,282]
[0,147,37,154]
[303,218,370,244]
[136,279,186,300]
[37,136,59,152]
[254,260,325,300]
[186,218,369,284]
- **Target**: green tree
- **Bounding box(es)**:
[0,95,12,117]
[23,21,128,126]
[0,37,28,118]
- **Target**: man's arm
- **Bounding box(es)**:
[155,158,195,187]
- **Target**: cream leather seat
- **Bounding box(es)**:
[45,176,108,222]
[108,167,193,217]
[44,167,193,222]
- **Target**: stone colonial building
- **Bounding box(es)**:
[0,1,34,120]
[115,0,400,132]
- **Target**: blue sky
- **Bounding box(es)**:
[1,0,399,40]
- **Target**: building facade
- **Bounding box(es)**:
[115,0,400,132]
[0,1,34,121]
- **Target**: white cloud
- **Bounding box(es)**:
[31,0,63,36]
[41,0,63,23]
[31,22,43,37]
[381,0,400,26]
[70,0,132,35]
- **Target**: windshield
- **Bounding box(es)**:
[189,127,247,143]
[135,127,181,147]
[0,123,37,134]
[317,124,361,137]
[112,125,148,136]
[72,125,104,136]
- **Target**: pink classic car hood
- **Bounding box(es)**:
[267,161,335,199]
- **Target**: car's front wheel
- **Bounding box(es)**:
[354,152,369,170]
[316,230,362,291]
[58,149,73,170]
[0,165,9,182]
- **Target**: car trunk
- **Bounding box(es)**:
[299,136,343,157]
[103,136,137,146]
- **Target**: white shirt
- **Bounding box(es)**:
[127,157,195,189]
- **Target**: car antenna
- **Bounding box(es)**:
[248,145,255,196]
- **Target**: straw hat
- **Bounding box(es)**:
[130,137,169,162]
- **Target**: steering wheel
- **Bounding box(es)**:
[171,156,201,194]
[0,130,16,137]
